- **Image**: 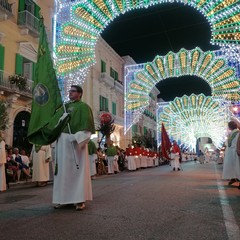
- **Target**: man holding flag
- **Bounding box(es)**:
[28,18,95,211]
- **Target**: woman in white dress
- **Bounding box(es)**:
[30,145,51,187]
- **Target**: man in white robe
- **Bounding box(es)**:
[30,145,51,186]
[223,121,240,188]
[53,85,95,211]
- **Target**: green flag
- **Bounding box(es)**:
[28,18,68,145]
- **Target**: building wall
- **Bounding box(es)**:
[0,0,55,150]
[83,37,126,149]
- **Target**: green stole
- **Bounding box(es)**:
[228,129,239,147]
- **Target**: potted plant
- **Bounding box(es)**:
[8,74,27,90]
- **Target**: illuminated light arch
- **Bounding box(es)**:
[124,47,240,133]
[157,94,231,149]
[55,0,240,82]
[126,47,240,112]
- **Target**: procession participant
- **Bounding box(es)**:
[126,144,136,171]
[88,140,97,179]
[0,132,6,191]
[153,152,158,166]
[133,144,141,169]
[140,146,147,168]
[106,140,118,174]
[53,85,95,211]
[30,144,51,187]
[222,121,240,188]
[170,140,181,171]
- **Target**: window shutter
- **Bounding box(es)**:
[15,54,23,75]
[18,0,25,12]
[0,45,5,71]
[34,3,41,19]
[106,98,109,111]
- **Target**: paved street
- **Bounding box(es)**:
[1,161,240,240]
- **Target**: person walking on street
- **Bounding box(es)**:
[198,150,204,164]
[30,144,51,187]
[170,140,181,171]
[222,121,240,188]
[53,85,95,210]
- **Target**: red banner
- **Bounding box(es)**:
[161,123,171,160]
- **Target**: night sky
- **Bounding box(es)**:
[101,2,220,101]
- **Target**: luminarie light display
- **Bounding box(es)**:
[124,47,240,133]
[157,94,231,150]
[55,0,240,90]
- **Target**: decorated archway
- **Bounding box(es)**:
[124,47,240,133]
[55,0,240,87]
[157,94,231,149]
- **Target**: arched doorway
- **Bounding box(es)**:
[13,111,32,154]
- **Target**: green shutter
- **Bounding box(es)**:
[112,102,116,115]
[144,127,147,135]
[18,0,25,12]
[15,54,23,75]
[99,95,102,111]
[106,98,109,111]
[115,71,118,80]
[34,4,41,19]
[101,60,106,73]
[0,45,5,71]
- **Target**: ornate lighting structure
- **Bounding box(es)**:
[157,94,231,150]
[55,0,240,93]
[124,47,240,133]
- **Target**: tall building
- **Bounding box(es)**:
[0,0,55,153]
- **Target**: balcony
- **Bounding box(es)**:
[99,72,115,88]
[17,11,40,38]
[114,80,124,94]
[0,70,33,99]
[0,0,13,21]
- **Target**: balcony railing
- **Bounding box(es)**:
[114,80,123,94]
[0,0,13,20]
[99,72,115,88]
[0,70,33,96]
[17,11,40,37]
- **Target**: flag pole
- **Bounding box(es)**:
[63,102,79,170]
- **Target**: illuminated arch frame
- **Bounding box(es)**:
[156,94,232,149]
[124,47,240,133]
[55,0,240,85]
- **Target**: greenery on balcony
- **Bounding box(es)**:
[8,74,27,90]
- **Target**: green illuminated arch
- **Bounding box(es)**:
[126,48,240,111]
[158,94,229,148]
[56,0,240,77]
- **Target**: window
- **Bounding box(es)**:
[99,95,108,111]
[110,67,114,78]
[112,102,116,115]
[15,53,35,80]
[101,60,106,73]
[110,67,119,80]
